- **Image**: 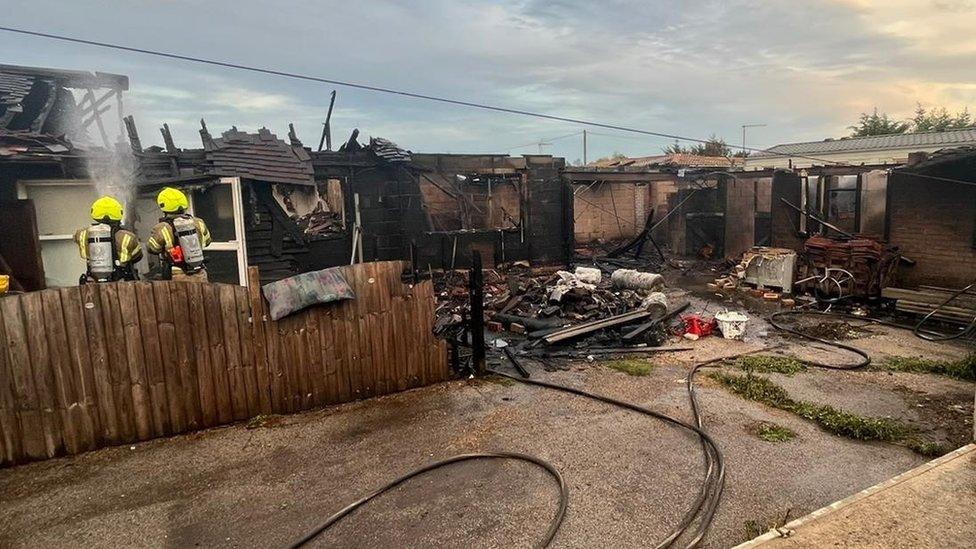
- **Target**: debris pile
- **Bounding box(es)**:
[434,262,682,349]
[802,235,900,298]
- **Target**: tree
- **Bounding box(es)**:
[848,105,974,137]
[848,108,910,137]
[662,135,734,157]
[593,151,628,164]
[912,104,972,132]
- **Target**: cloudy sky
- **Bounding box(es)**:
[3,0,975,163]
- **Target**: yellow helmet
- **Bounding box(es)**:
[157,187,189,214]
[91,196,124,222]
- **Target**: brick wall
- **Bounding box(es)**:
[756,177,772,213]
[573,182,644,242]
[650,179,678,243]
[887,173,976,288]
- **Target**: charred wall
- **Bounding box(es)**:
[887,169,976,288]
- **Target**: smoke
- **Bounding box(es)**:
[86,146,139,224]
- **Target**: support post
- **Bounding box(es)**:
[469,250,486,376]
[582,129,587,165]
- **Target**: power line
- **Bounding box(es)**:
[0,25,845,165]
[505,130,582,152]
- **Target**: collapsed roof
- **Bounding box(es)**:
[0,64,128,145]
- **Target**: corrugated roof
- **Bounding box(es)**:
[590,153,736,169]
[757,127,976,157]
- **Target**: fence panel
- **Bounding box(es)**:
[0,261,449,465]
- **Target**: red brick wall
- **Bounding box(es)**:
[888,175,976,288]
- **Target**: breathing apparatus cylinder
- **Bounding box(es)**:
[173,216,205,271]
[87,223,115,282]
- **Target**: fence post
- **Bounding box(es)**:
[469,250,486,376]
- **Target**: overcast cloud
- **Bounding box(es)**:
[3,0,975,162]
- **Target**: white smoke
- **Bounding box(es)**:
[86,147,139,224]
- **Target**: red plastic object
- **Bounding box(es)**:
[681,314,717,338]
[169,245,185,264]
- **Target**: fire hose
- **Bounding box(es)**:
[287,350,764,549]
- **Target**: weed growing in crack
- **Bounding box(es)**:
[734,355,806,376]
[881,354,975,382]
[604,359,654,376]
[710,372,945,456]
[757,422,797,443]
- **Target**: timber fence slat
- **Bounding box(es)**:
[97,283,136,442]
[21,292,62,457]
[40,289,84,455]
[0,261,448,465]
[0,299,23,464]
[60,287,100,451]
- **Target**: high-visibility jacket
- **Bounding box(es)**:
[147,215,212,275]
[147,215,212,254]
[73,226,144,265]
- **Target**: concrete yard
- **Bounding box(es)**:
[1,317,972,548]
[743,444,976,548]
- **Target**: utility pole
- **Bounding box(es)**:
[582,129,588,165]
[741,123,766,155]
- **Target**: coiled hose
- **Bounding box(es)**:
[288,350,762,549]
[287,452,568,549]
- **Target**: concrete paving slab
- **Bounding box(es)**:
[737,444,976,549]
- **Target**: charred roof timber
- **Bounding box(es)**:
[0,64,128,149]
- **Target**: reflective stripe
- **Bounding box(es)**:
[119,233,133,263]
[77,229,88,259]
[162,225,174,248]
[197,219,212,246]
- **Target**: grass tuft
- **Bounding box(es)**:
[904,439,951,458]
[481,374,516,387]
[757,422,797,443]
[245,414,282,429]
[604,358,654,376]
[881,354,976,382]
[711,371,912,443]
[734,355,806,376]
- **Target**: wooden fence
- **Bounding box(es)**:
[0,261,449,465]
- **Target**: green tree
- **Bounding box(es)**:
[663,135,735,157]
[593,151,628,164]
[912,104,972,132]
[849,108,910,137]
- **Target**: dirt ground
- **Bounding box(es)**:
[1,307,972,548]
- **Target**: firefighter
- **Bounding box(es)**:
[147,187,212,282]
[74,196,143,283]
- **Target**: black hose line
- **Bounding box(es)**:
[288,452,569,549]
[488,368,726,549]
[289,349,765,549]
[912,280,976,342]
[768,310,874,369]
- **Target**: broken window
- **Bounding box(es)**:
[825,175,859,233]
[273,179,346,237]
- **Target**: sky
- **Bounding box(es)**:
[3,0,976,164]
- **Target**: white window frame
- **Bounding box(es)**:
[188,177,249,286]
[16,178,95,241]
[18,177,249,287]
